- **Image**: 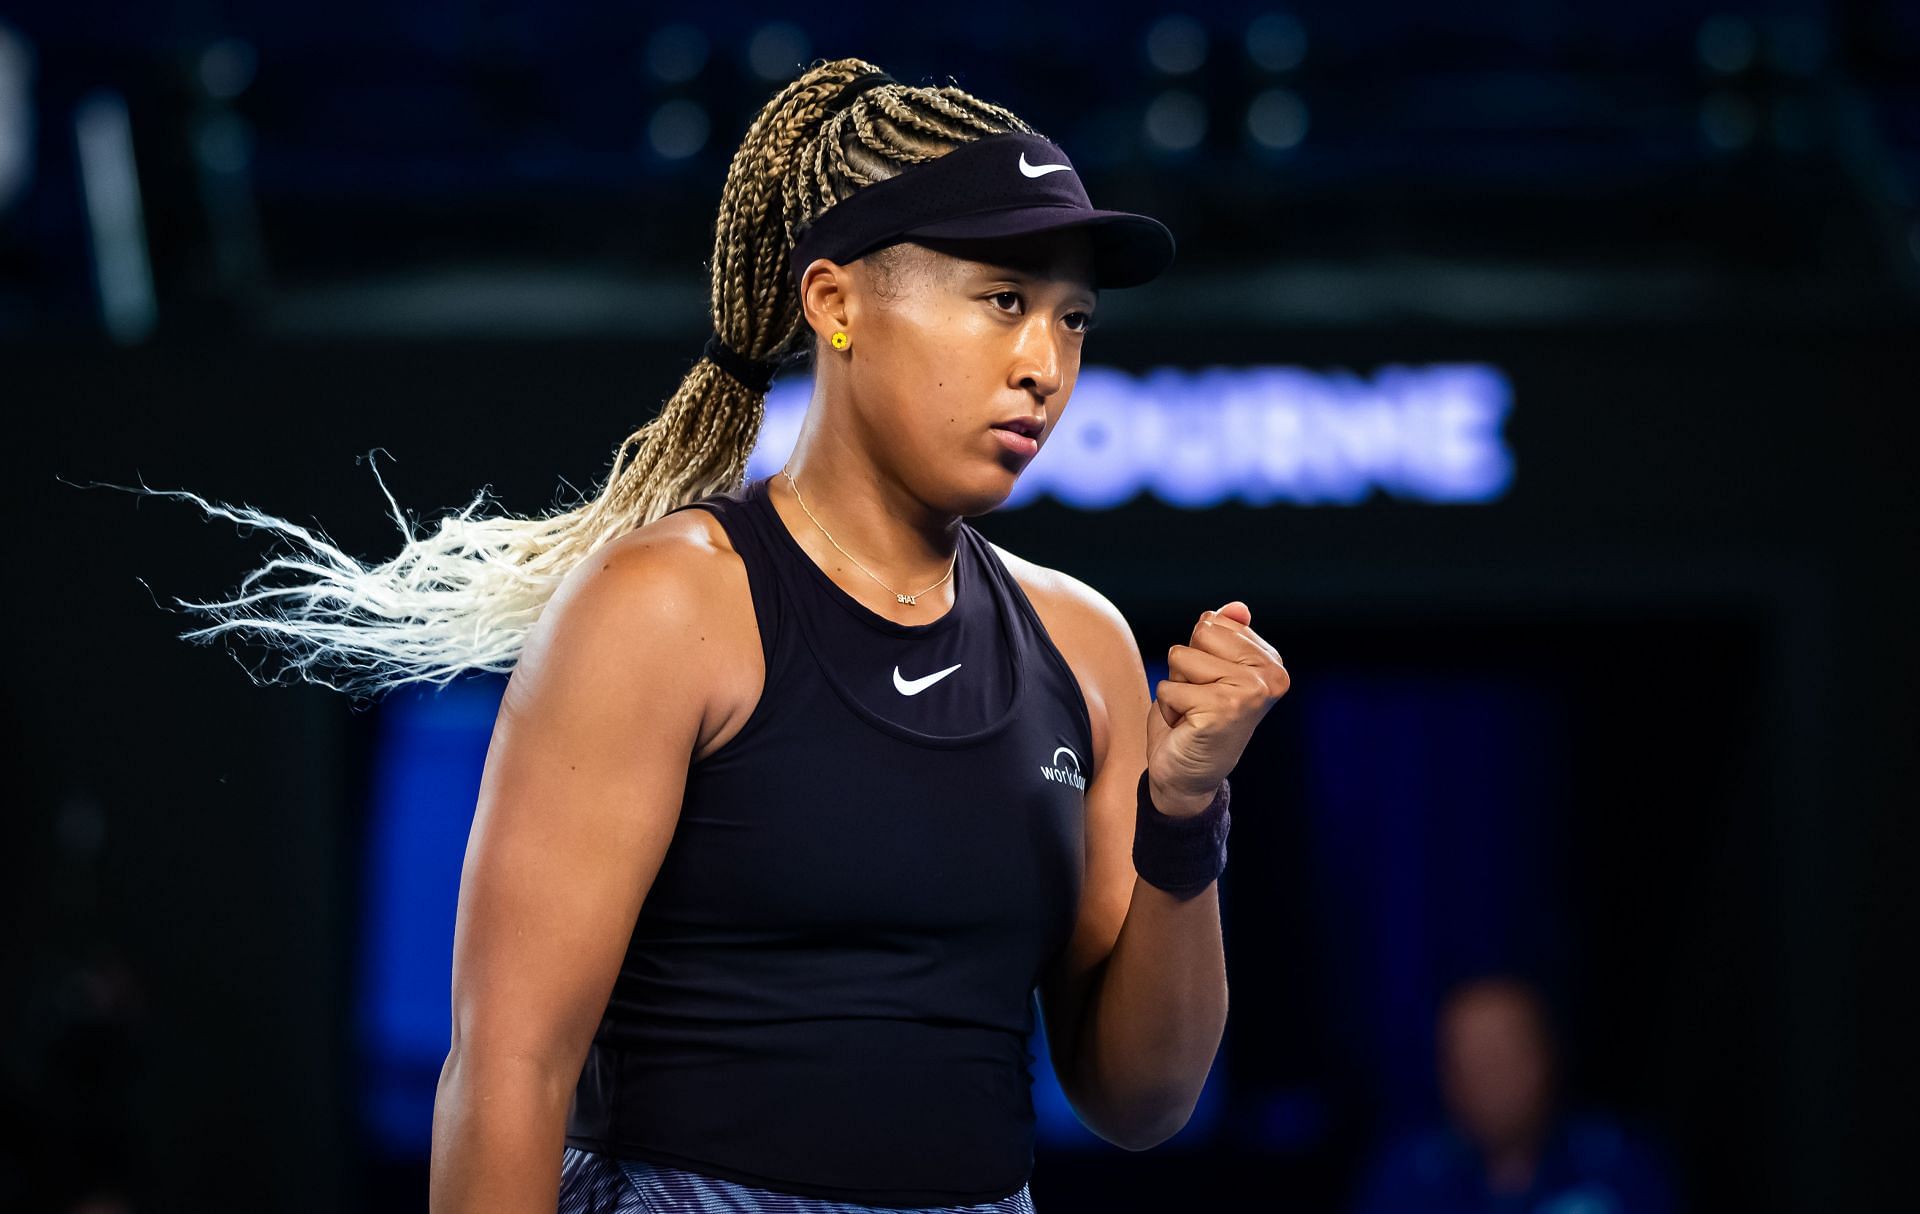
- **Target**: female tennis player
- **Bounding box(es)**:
[130,56,1289,1212]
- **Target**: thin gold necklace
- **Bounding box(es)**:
[780,467,957,606]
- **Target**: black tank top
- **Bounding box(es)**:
[564,472,1094,1207]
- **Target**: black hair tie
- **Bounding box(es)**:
[703,331,782,393]
[825,70,897,118]
[701,73,895,394]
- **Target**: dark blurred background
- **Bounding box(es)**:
[5,2,1916,1212]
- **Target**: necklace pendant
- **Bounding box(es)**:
[897,593,916,604]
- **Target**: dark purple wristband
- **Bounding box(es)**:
[1133,769,1231,899]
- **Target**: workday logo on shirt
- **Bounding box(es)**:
[1040,746,1087,791]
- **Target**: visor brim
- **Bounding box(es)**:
[897,208,1175,290]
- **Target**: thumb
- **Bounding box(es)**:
[1217,600,1251,626]
[1157,695,1180,729]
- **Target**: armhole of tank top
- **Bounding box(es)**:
[979,533,1097,761]
[667,499,780,769]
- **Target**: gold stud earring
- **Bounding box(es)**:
[830,331,850,350]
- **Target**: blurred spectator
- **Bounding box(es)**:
[1352,975,1680,1214]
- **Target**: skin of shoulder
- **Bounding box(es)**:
[985,539,1154,1121]
[603,505,765,763]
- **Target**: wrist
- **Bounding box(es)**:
[1132,770,1232,898]
[1148,776,1221,818]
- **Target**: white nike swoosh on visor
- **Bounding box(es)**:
[1019,153,1072,177]
[894,662,963,695]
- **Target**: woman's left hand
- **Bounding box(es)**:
[1145,600,1290,816]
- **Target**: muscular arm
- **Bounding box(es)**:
[429,530,719,1213]
[1034,581,1230,1151]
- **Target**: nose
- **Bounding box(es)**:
[1010,321,1065,399]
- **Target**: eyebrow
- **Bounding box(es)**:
[971,266,1098,306]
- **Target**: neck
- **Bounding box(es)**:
[776,450,961,588]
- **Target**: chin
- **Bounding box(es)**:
[948,466,1020,516]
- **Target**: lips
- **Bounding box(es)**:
[992,417,1043,439]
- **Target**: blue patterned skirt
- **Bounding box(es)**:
[558,1146,1037,1214]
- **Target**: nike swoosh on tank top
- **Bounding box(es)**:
[564,472,1094,1207]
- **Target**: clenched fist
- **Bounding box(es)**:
[1146,601,1290,816]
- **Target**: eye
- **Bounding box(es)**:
[987,291,1098,334]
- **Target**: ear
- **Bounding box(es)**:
[798,258,856,343]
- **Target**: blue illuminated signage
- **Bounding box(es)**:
[748,362,1513,508]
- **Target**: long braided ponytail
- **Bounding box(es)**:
[114,57,1041,701]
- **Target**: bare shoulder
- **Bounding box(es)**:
[549,505,736,637]
[984,539,1143,775]
[536,503,764,764]
[983,541,1121,633]
[601,500,739,565]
